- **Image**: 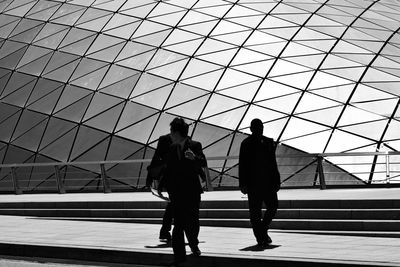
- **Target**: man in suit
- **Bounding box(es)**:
[146,133,173,242]
[159,117,206,266]
[239,118,280,246]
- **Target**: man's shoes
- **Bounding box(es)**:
[257,235,272,247]
[190,246,201,256]
[159,231,171,242]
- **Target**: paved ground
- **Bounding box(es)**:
[0,188,400,266]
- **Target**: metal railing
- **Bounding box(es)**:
[0,152,399,194]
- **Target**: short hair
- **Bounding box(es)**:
[250,118,263,133]
[170,117,189,137]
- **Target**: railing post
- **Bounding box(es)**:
[10,167,22,195]
[54,165,65,194]
[317,156,326,190]
[100,163,111,193]
[385,153,390,184]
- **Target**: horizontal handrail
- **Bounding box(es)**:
[1,151,400,168]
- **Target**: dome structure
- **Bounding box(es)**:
[0,0,399,191]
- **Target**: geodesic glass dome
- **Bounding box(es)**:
[1,0,400,191]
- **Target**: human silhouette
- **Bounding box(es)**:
[239,118,280,246]
[146,133,174,242]
[158,117,206,266]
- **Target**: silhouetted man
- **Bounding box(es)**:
[159,117,206,266]
[146,134,174,242]
[239,118,280,246]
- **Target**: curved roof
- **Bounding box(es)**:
[0,0,399,188]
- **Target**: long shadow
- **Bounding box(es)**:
[240,244,280,252]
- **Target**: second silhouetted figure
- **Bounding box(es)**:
[239,118,280,247]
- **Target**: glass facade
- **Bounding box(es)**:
[1,0,399,190]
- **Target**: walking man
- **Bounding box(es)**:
[239,118,280,246]
[159,117,206,266]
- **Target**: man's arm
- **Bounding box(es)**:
[238,140,248,194]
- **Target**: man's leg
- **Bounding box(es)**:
[262,191,278,244]
[184,195,201,255]
[248,193,264,244]
[159,202,173,241]
[170,197,186,263]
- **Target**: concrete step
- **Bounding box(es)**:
[38,217,400,232]
[1,208,400,220]
[1,199,399,209]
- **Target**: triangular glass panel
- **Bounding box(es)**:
[75,7,112,26]
[241,104,285,127]
[353,99,397,118]
[116,113,158,144]
[40,127,78,162]
[2,144,34,164]
[0,45,28,69]
[26,1,61,21]
[0,102,20,124]
[217,68,260,90]
[310,84,354,103]
[1,72,36,99]
[0,19,19,39]
[3,0,36,16]
[132,83,174,110]
[106,136,143,161]
[217,80,261,102]
[69,125,109,160]
[284,130,332,153]
[26,78,63,106]
[133,28,173,47]
[69,57,108,80]
[54,94,92,123]
[325,129,375,153]
[180,58,222,80]
[338,106,384,127]
[180,20,219,36]
[12,109,47,141]
[203,105,247,130]
[99,74,140,99]
[27,85,63,115]
[1,79,36,107]
[32,25,68,49]
[213,30,253,46]
[130,73,173,98]
[50,4,86,25]
[323,67,365,82]
[307,71,352,90]
[39,117,76,151]
[364,82,400,97]
[0,109,21,142]
[120,3,156,19]
[227,15,264,28]
[115,41,156,61]
[70,65,109,90]
[165,83,208,109]
[12,118,48,152]
[17,51,53,76]
[256,92,301,114]
[94,0,126,12]
[104,21,141,39]
[196,48,238,67]
[201,93,246,119]
[87,42,125,62]
[117,51,155,71]
[203,132,234,159]
[163,38,204,56]
[72,137,110,164]
[116,101,158,132]
[340,119,388,141]
[232,60,275,78]
[383,119,400,140]
[181,69,224,92]
[84,102,124,133]
[297,106,343,127]
[168,94,209,120]
[59,35,96,56]
[9,21,44,43]
[83,92,122,121]
[0,40,27,59]
[280,117,330,141]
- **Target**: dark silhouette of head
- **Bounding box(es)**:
[170,117,189,138]
[250,118,263,137]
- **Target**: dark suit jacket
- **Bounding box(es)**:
[146,134,172,187]
[161,138,206,197]
[239,135,280,193]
